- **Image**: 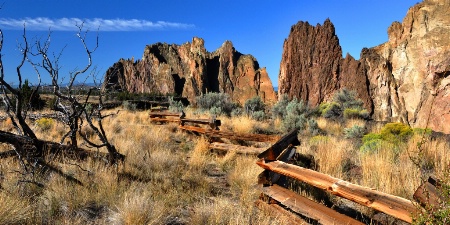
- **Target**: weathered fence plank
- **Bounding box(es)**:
[179,125,280,142]
[263,184,364,225]
[257,129,299,160]
[256,160,419,223]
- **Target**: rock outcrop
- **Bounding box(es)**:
[103,37,277,105]
[278,0,450,134]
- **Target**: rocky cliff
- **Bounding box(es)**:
[103,37,277,105]
[278,0,450,133]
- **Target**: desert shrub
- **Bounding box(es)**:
[282,98,312,132]
[360,122,413,153]
[35,118,54,131]
[413,127,433,136]
[271,96,315,132]
[343,125,366,139]
[322,102,342,119]
[343,108,370,120]
[271,94,289,119]
[196,93,239,116]
[168,97,184,113]
[251,111,266,121]
[321,89,369,121]
[122,101,137,111]
[231,108,243,117]
[380,122,413,143]
[209,106,223,116]
[308,118,320,136]
[244,96,265,114]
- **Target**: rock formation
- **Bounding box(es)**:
[103,37,277,105]
[278,0,450,134]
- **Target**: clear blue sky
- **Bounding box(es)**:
[0,0,418,87]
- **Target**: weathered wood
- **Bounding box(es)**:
[180,118,221,129]
[254,199,309,224]
[256,160,419,223]
[209,142,265,155]
[149,117,181,123]
[413,176,445,208]
[257,129,299,160]
[149,111,183,118]
[150,117,221,129]
[263,184,364,225]
[179,125,280,142]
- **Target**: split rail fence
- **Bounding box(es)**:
[149,110,445,224]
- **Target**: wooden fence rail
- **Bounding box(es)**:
[256,129,424,224]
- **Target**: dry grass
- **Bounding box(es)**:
[0,110,289,224]
[1,108,449,224]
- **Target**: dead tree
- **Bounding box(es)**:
[0,25,124,185]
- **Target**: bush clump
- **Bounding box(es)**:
[360,122,413,153]
[344,125,366,139]
[168,97,184,113]
[35,118,54,132]
[195,93,239,116]
[320,89,369,120]
[244,96,266,120]
[272,95,316,133]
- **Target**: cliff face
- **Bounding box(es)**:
[278,0,450,134]
[103,37,277,105]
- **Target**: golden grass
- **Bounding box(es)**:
[1,108,449,224]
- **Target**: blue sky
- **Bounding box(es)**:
[0,0,418,87]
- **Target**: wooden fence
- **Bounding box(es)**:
[149,111,445,224]
[255,129,444,224]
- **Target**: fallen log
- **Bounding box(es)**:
[262,184,364,225]
[256,160,419,223]
[179,125,280,142]
[209,142,265,155]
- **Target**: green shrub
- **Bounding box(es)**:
[231,108,243,117]
[344,125,366,139]
[244,96,265,114]
[360,138,384,153]
[380,122,413,143]
[308,118,320,136]
[271,94,289,119]
[359,122,413,153]
[251,111,266,121]
[196,93,239,116]
[122,101,137,111]
[282,98,313,132]
[321,89,369,120]
[168,97,184,113]
[35,118,54,131]
[413,128,432,136]
[333,88,364,109]
[209,106,223,116]
[322,102,342,119]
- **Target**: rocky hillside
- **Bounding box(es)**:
[103,37,277,105]
[279,0,450,134]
